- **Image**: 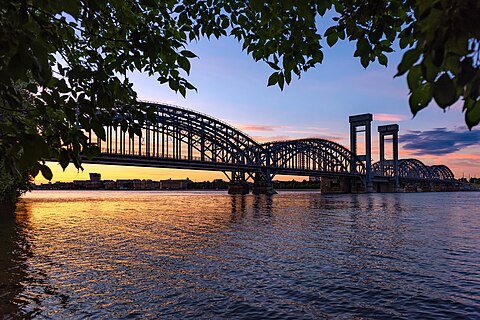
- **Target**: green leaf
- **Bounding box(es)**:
[41,165,53,181]
[90,145,101,157]
[313,50,324,63]
[324,26,337,36]
[179,85,186,97]
[249,0,263,11]
[465,101,480,129]
[168,78,179,91]
[317,1,331,15]
[399,36,410,49]
[267,61,280,70]
[356,38,370,57]
[409,83,432,116]
[133,126,142,137]
[26,83,38,93]
[433,73,457,108]
[177,56,191,74]
[278,72,285,90]
[360,55,370,68]
[174,4,185,13]
[59,150,70,170]
[396,48,421,77]
[180,50,197,58]
[378,54,388,67]
[422,55,440,82]
[407,65,422,91]
[30,162,41,178]
[458,58,476,86]
[267,72,278,86]
[91,119,106,140]
[327,33,338,47]
[285,71,292,85]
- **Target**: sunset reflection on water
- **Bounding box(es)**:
[1,191,479,319]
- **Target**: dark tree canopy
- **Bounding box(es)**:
[0,0,479,190]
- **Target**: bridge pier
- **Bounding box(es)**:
[227,171,250,195]
[252,180,276,195]
[373,181,396,193]
[252,172,277,195]
[320,177,364,194]
[378,124,400,191]
[228,182,250,195]
[349,114,374,192]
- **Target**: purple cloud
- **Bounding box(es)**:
[401,128,480,155]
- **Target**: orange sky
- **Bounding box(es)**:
[34,127,480,185]
[35,162,226,184]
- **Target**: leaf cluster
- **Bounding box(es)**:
[0,0,220,182]
[397,0,480,129]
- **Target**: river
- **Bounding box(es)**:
[0,191,479,319]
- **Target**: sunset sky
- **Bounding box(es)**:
[37,35,480,183]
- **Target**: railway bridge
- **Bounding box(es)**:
[82,102,455,194]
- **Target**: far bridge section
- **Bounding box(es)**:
[372,159,457,192]
[82,101,457,194]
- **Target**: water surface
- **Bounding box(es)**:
[1,191,479,319]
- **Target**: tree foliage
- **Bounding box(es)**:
[0,0,479,196]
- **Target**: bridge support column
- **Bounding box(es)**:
[227,171,250,195]
[373,181,396,193]
[349,114,373,192]
[321,177,365,193]
[378,124,400,191]
[252,171,277,195]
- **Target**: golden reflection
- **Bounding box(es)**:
[0,202,34,318]
[3,191,478,318]
[230,195,247,222]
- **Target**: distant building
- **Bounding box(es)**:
[73,179,101,189]
[117,180,134,189]
[89,173,101,182]
[37,181,74,190]
[309,176,321,182]
[160,178,191,189]
[145,180,160,189]
[104,180,116,189]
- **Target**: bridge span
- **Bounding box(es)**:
[83,101,456,194]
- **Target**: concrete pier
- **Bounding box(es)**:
[228,182,250,195]
[252,181,276,195]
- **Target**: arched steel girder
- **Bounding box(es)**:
[397,158,432,180]
[259,138,365,175]
[139,102,261,166]
[372,160,396,176]
[93,103,373,177]
[151,115,257,165]
[428,165,455,180]
[373,160,455,181]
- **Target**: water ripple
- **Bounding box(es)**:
[0,191,479,319]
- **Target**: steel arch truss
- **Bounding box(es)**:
[373,159,455,181]
[90,102,261,170]
[397,159,431,180]
[372,160,397,177]
[260,138,365,176]
[428,165,455,180]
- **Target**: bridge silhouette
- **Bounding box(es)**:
[83,101,455,194]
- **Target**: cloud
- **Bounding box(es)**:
[375,113,409,122]
[234,124,288,132]
[252,135,293,143]
[252,134,346,145]
[401,128,480,155]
